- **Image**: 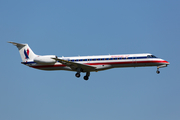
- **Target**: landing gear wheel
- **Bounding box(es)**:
[156,70,160,74]
[75,73,80,78]
[84,76,89,80]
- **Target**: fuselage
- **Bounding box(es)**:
[9,41,170,80]
[22,53,169,72]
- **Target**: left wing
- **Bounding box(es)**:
[52,57,96,71]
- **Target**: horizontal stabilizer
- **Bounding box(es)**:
[8,41,26,47]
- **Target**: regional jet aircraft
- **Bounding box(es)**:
[8,42,170,80]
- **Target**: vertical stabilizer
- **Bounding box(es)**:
[8,42,37,62]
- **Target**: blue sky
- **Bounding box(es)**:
[0,0,180,120]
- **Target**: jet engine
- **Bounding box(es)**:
[34,55,56,65]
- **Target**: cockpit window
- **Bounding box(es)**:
[151,55,157,58]
[147,55,157,58]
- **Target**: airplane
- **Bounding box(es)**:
[8,41,170,80]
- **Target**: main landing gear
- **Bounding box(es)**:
[75,68,90,80]
[75,72,90,80]
[84,72,90,80]
[75,68,81,78]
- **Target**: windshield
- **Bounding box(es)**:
[147,55,157,58]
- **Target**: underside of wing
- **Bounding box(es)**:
[52,57,96,71]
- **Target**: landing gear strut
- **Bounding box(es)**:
[156,65,168,74]
[84,72,90,80]
[75,68,81,78]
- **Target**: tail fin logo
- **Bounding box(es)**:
[24,49,29,59]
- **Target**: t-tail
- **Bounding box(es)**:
[8,42,37,62]
[8,42,57,65]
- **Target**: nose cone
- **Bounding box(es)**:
[164,60,170,65]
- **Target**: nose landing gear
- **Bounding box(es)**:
[156,64,168,74]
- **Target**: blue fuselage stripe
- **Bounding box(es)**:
[22,56,156,65]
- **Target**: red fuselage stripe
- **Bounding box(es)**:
[31,60,168,69]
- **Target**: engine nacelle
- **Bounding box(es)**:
[34,55,56,65]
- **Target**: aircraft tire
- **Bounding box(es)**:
[84,76,89,80]
[75,73,80,78]
[156,70,160,74]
